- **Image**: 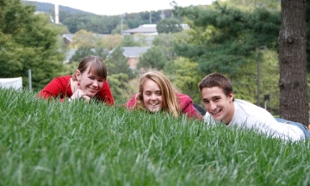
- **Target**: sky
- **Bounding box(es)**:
[28,0,214,16]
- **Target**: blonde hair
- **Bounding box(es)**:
[134,71,181,117]
[72,55,107,81]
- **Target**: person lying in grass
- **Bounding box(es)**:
[125,71,203,119]
[37,55,114,105]
[198,72,309,142]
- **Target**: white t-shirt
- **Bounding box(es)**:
[204,99,305,141]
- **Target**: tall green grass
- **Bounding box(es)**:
[1,88,310,186]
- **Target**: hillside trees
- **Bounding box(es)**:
[0,0,65,89]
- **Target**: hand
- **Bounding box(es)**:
[81,95,91,103]
[70,89,87,100]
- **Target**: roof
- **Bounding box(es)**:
[122,23,190,35]
[121,47,150,57]
[62,33,107,42]
[123,24,158,35]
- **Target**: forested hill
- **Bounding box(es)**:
[23,1,95,15]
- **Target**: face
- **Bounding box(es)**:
[76,68,104,97]
[201,86,234,124]
[142,79,163,113]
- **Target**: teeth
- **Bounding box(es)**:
[211,110,220,114]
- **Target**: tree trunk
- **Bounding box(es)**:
[278,0,308,126]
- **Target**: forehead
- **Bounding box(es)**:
[201,86,225,99]
[143,79,160,91]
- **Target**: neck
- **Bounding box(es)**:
[70,78,78,93]
[224,102,235,125]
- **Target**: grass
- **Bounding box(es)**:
[1,88,310,185]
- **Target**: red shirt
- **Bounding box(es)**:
[37,75,114,105]
[126,93,202,119]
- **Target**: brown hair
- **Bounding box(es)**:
[134,71,181,117]
[72,55,107,80]
[198,73,233,97]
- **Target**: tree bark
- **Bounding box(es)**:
[278,0,308,126]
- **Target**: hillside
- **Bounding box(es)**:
[23,0,95,15]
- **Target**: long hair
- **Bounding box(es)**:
[72,55,107,81]
[134,71,181,117]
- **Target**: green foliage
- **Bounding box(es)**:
[121,35,140,47]
[169,57,204,104]
[111,24,129,35]
[156,18,183,34]
[105,47,135,80]
[137,46,168,70]
[107,73,134,103]
[0,0,65,90]
[69,46,94,63]
[174,3,281,75]
[2,88,310,185]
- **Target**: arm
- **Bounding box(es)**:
[178,94,203,120]
[125,94,137,109]
[36,76,71,102]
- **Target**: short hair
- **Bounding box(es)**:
[198,73,233,97]
[134,71,181,117]
[72,55,107,81]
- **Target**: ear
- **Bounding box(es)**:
[228,92,234,102]
[75,70,81,81]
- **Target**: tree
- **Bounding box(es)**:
[120,35,139,47]
[278,0,308,125]
[69,46,94,63]
[137,46,168,70]
[111,24,129,35]
[69,29,96,49]
[101,34,123,50]
[0,0,65,90]
[170,57,204,104]
[105,47,135,80]
[156,18,183,34]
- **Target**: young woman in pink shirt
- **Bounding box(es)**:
[125,71,203,119]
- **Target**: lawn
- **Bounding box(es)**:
[1,88,310,186]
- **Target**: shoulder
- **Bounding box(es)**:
[177,93,192,102]
[52,75,71,83]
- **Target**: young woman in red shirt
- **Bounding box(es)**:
[37,55,114,105]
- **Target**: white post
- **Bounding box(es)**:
[28,69,32,90]
[55,4,59,24]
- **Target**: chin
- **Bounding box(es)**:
[147,107,161,113]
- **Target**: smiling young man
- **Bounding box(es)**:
[198,73,309,142]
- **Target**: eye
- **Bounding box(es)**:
[203,99,209,104]
[144,91,151,96]
[155,91,162,96]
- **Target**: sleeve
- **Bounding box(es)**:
[178,94,203,120]
[36,77,69,102]
[97,80,115,106]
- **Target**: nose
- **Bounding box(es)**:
[150,93,157,100]
[92,80,98,87]
[209,101,217,110]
